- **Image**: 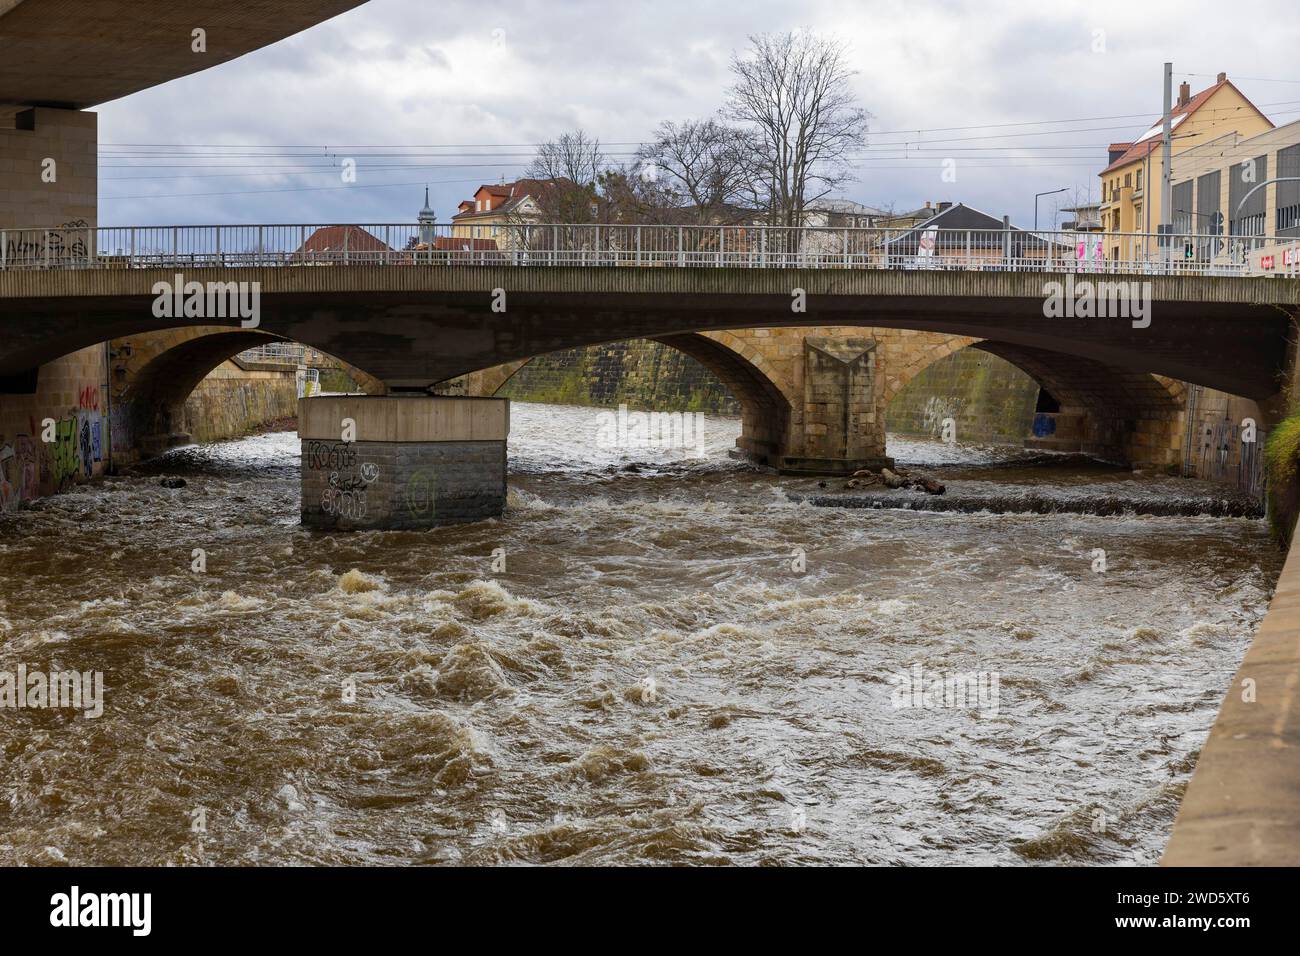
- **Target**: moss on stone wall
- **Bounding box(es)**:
[499,340,741,414]
[317,368,366,393]
[1264,412,1300,544]
[181,369,298,443]
[886,349,1039,443]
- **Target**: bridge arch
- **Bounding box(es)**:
[114,327,385,457]
[453,332,795,466]
[884,339,1186,465]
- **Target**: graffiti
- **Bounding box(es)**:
[405,469,437,518]
[306,441,357,471]
[1,221,90,266]
[318,464,379,521]
[321,472,368,519]
[16,437,39,501]
[45,405,103,488]
[0,438,40,512]
[0,443,13,511]
[78,416,93,477]
[78,385,99,410]
[53,418,79,485]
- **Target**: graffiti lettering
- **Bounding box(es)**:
[306,441,356,471]
[53,419,79,485]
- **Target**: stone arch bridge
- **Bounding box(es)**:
[1,264,1293,478]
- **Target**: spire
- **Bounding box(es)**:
[417,185,436,247]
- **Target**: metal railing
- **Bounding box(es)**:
[237,342,307,364]
[236,342,331,365]
[1,222,1296,277]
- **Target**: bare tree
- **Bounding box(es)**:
[523,130,606,223]
[598,164,686,225]
[635,119,752,224]
[526,129,605,185]
[725,30,869,227]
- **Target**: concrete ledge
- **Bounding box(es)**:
[778,455,894,476]
[1163,529,1300,866]
[298,395,509,443]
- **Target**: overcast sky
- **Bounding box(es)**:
[93,0,1300,229]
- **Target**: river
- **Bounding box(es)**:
[0,402,1281,865]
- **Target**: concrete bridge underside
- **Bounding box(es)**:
[0,267,1291,404]
[2,265,1286,472]
[0,0,367,122]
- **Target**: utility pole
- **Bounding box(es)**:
[1160,62,1174,264]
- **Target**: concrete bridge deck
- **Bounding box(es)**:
[0,261,1294,399]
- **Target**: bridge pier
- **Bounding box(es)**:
[777,336,893,475]
[299,396,508,530]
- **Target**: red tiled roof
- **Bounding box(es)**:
[1099,79,1272,176]
[298,225,391,253]
[452,177,578,220]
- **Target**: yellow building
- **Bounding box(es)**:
[450,180,562,248]
[1099,73,1271,258]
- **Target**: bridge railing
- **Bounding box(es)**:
[2,222,1297,277]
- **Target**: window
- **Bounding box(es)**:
[476,200,483,212]
[1135,168,1144,192]
[1134,203,1143,230]
[1171,180,1193,235]
[1197,170,1222,235]
[1279,144,1300,236]
[1124,173,1132,187]
[1229,154,1268,236]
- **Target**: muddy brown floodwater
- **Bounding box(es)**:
[0,402,1282,865]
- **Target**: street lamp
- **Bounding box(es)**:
[1034,188,1069,231]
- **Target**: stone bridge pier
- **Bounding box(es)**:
[452,327,983,477]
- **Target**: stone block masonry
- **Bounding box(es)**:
[299,396,508,530]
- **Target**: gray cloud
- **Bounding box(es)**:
[93,0,1300,229]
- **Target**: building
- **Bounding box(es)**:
[883,202,1069,266]
[296,225,392,262]
[1170,118,1300,240]
[1098,73,1272,260]
[798,199,891,229]
[451,179,572,247]
[1060,203,1104,233]
[874,201,944,230]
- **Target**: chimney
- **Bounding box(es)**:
[1217,72,1227,83]
[1178,81,1190,107]
[937,201,953,212]
[925,200,932,209]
